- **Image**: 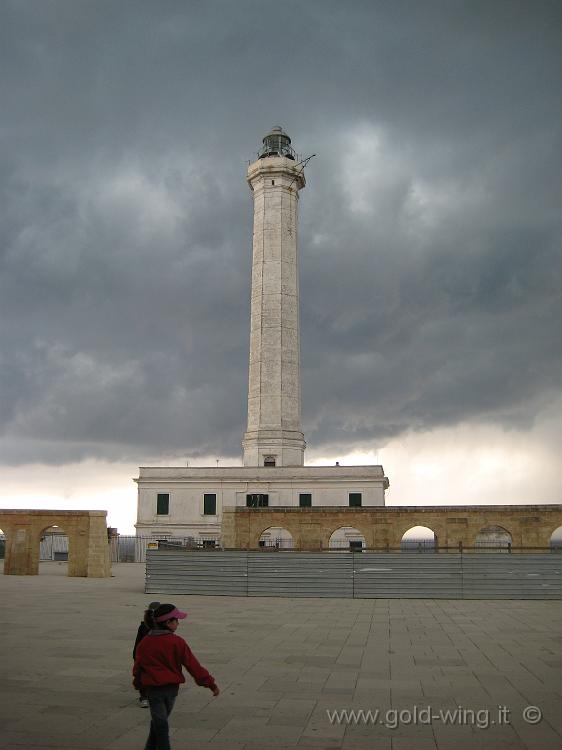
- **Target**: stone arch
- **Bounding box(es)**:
[250,518,302,549]
[328,527,366,551]
[0,523,14,570]
[400,525,437,552]
[31,521,74,574]
[515,519,562,549]
[391,521,442,550]
[258,527,294,549]
[465,519,514,548]
[223,507,562,552]
[474,524,512,552]
[549,526,562,551]
[322,521,374,550]
[39,524,70,563]
[0,510,110,577]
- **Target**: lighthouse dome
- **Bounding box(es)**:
[259,126,296,160]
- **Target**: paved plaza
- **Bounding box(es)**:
[1,562,562,750]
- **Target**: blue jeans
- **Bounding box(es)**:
[144,685,179,750]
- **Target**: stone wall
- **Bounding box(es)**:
[0,510,111,577]
[222,505,562,550]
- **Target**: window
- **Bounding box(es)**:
[156,493,170,515]
[299,493,312,508]
[202,539,216,549]
[264,456,276,467]
[246,494,269,508]
[203,493,217,515]
[349,540,363,551]
[349,493,362,508]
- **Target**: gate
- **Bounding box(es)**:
[40,534,69,561]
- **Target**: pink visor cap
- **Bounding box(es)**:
[155,607,187,623]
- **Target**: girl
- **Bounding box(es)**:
[133,601,161,707]
[133,602,219,750]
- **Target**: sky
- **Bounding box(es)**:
[1,1,561,533]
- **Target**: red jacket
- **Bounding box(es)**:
[133,631,216,690]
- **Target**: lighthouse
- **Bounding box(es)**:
[135,127,388,545]
[243,126,306,468]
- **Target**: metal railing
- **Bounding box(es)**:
[109,535,219,562]
[0,534,558,562]
[247,545,562,553]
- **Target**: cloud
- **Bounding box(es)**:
[0,0,560,474]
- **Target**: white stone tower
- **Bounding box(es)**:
[242,127,306,467]
[135,127,389,543]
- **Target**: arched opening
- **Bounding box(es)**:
[329,527,366,551]
[258,527,294,549]
[39,524,70,571]
[400,526,436,552]
[549,526,562,552]
[474,525,512,552]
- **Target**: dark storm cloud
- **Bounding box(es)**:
[0,0,561,464]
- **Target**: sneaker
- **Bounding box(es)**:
[139,699,149,708]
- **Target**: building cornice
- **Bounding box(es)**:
[135,465,388,484]
[226,504,562,513]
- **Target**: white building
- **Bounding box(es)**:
[135,127,389,544]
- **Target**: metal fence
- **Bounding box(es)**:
[0,534,559,563]
[109,536,216,563]
[0,534,211,563]
[145,549,562,600]
[258,538,518,552]
[39,534,69,560]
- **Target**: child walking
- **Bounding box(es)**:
[133,601,161,708]
[133,602,219,750]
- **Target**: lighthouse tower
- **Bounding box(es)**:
[242,127,306,468]
[135,127,388,545]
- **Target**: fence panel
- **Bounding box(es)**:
[110,536,214,563]
[354,553,463,598]
[146,550,248,596]
[40,534,69,561]
[461,553,562,599]
[247,551,353,598]
[144,549,562,600]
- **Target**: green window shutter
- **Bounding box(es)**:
[156,493,170,515]
[204,494,217,515]
[349,493,362,508]
[299,493,312,507]
[246,494,269,508]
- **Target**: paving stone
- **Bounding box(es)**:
[390,738,437,750]
[1,562,562,749]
